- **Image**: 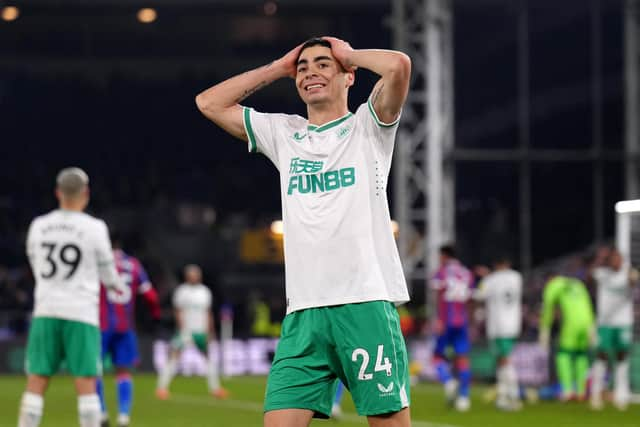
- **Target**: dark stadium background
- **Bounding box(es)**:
[0,0,629,337]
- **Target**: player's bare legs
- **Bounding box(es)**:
[75,377,98,395]
[25,374,50,394]
[264,408,314,427]
[367,407,411,427]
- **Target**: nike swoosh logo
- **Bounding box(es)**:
[293,132,307,141]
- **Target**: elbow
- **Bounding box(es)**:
[195,92,209,113]
[195,91,224,120]
[389,52,411,80]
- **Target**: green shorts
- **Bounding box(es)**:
[490,337,516,358]
[597,326,632,353]
[265,301,410,417]
[26,317,101,377]
[171,332,208,353]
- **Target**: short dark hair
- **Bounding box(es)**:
[493,255,511,266]
[297,37,331,63]
[439,244,456,258]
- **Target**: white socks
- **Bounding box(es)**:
[78,394,101,427]
[496,365,508,403]
[18,392,43,427]
[497,363,519,404]
[19,392,101,427]
[505,363,519,401]
[591,359,606,407]
[614,359,630,408]
[158,356,178,391]
[207,355,221,392]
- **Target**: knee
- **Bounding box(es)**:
[26,375,49,395]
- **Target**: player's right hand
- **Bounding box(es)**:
[277,43,305,79]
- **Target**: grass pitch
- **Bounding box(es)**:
[1,374,638,427]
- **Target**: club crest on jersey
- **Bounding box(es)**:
[287,157,356,195]
[336,125,352,139]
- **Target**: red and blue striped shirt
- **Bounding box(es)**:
[99,249,160,332]
[431,260,474,328]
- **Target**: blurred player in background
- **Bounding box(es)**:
[331,381,346,419]
[475,256,523,411]
[430,245,474,412]
[539,263,595,401]
[97,234,161,427]
[196,36,412,426]
[589,247,637,410]
[155,264,228,400]
[18,167,125,427]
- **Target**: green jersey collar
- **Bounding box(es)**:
[307,112,353,133]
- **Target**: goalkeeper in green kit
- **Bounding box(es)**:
[538,266,595,401]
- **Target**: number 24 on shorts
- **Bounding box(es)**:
[352,345,392,380]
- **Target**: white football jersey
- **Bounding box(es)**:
[26,209,122,326]
[242,99,410,314]
[173,283,212,334]
[593,265,633,327]
[476,269,522,338]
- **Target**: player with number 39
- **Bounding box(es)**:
[18,167,126,427]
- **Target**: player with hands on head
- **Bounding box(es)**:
[18,167,126,427]
[196,36,412,427]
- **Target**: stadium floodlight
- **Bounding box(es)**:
[615,199,640,214]
[263,1,278,16]
[137,8,157,24]
[1,6,19,22]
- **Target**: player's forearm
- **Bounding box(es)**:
[347,49,411,82]
[539,304,553,331]
[195,61,288,114]
[100,263,126,292]
[347,49,410,120]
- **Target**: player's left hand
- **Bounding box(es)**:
[322,36,357,72]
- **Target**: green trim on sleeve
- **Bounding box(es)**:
[243,107,258,153]
[367,97,401,128]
